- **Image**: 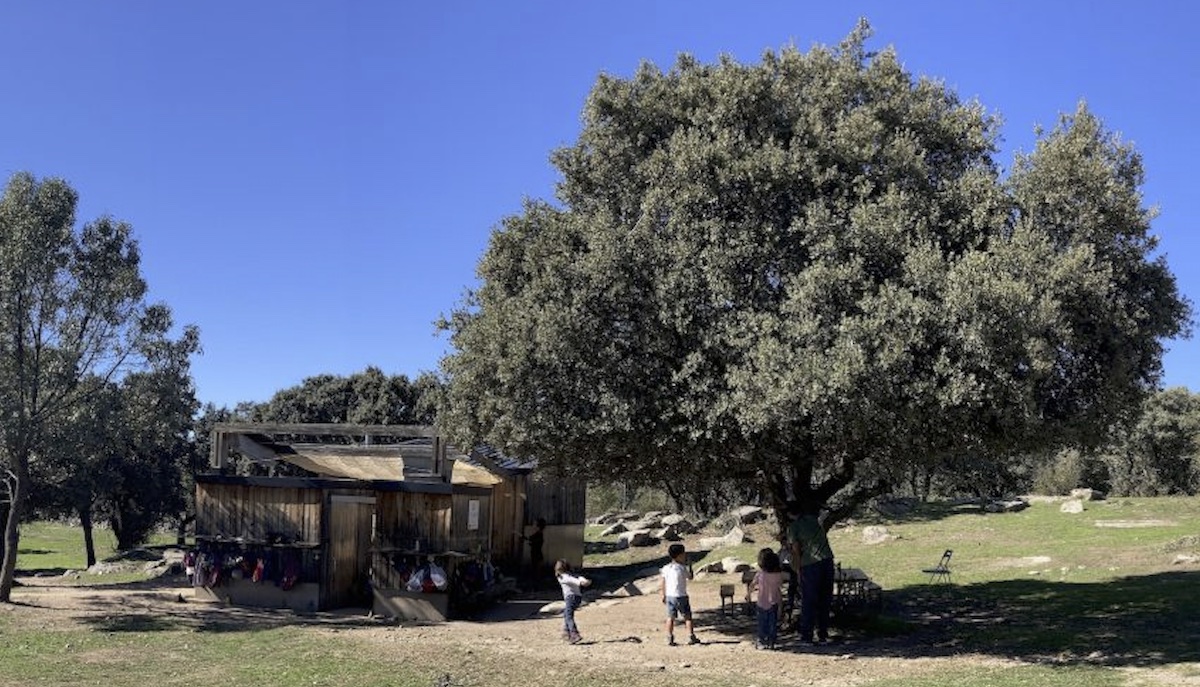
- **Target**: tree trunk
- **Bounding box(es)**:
[80,506,96,569]
[0,455,29,603]
[175,514,194,547]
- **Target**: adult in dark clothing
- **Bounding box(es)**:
[524,517,547,576]
[787,502,835,644]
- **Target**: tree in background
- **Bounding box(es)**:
[438,23,1190,525]
[1102,387,1200,496]
[0,172,199,602]
[252,366,440,426]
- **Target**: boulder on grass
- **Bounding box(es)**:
[986,499,1029,513]
[1070,488,1106,502]
[600,522,628,537]
[733,506,765,525]
[652,525,681,541]
[1060,499,1085,514]
[698,526,748,550]
[720,556,751,573]
[619,530,654,547]
[861,525,893,545]
[661,514,697,533]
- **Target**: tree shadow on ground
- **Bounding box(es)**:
[70,597,389,634]
[691,569,1200,667]
[851,499,1012,526]
[585,549,710,590]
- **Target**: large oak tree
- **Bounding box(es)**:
[438,24,1190,523]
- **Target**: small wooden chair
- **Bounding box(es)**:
[719,584,736,615]
[921,549,953,584]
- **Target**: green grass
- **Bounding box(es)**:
[16,521,177,575]
[4,498,1200,687]
[868,665,1127,687]
[584,496,1200,685]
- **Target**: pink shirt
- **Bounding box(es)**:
[754,570,783,610]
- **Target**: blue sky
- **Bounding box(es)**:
[1,2,1197,409]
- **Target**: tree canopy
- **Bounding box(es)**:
[438,23,1190,522]
[0,171,198,601]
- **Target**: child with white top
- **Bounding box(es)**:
[660,543,700,646]
[554,559,590,643]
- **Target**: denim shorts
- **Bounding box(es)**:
[665,595,692,619]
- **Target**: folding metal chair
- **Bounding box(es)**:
[921,549,953,583]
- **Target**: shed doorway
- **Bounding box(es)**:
[329,495,376,608]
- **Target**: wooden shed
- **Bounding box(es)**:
[466,446,588,572]
[193,423,496,619]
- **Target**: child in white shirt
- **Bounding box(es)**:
[660,543,700,646]
[555,559,590,643]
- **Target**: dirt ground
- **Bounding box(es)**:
[7,574,973,687]
[8,551,1199,687]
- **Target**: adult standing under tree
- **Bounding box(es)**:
[788,501,835,645]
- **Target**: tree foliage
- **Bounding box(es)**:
[438,23,1190,523]
[250,366,440,425]
[434,24,1190,523]
[1102,387,1200,496]
[0,172,198,601]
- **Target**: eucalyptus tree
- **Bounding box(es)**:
[438,23,1189,524]
[0,172,198,601]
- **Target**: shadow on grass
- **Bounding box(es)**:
[73,598,388,634]
[585,549,711,590]
[852,499,1005,526]
[689,569,1200,667]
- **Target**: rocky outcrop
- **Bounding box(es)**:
[698,526,748,550]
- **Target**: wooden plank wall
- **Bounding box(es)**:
[375,491,453,551]
[195,482,323,544]
[489,477,524,565]
[449,492,491,553]
[523,475,587,526]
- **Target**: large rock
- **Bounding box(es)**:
[700,560,726,573]
[720,556,751,573]
[660,514,698,533]
[618,529,655,547]
[1060,499,1085,514]
[733,506,765,525]
[652,525,681,541]
[986,499,1029,513]
[698,526,748,550]
[625,515,664,531]
[600,522,628,537]
[596,510,640,525]
[861,525,893,545]
[1070,488,1106,502]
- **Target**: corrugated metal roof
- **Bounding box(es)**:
[466,445,539,474]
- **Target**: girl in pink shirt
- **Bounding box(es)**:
[751,548,784,649]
